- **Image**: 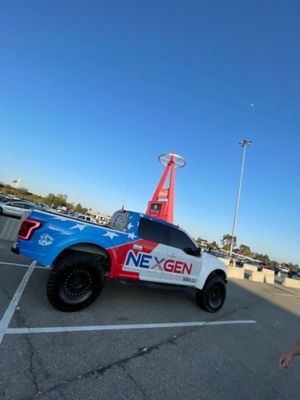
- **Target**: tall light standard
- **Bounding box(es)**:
[229,139,252,256]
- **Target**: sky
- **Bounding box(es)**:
[0,1,299,264]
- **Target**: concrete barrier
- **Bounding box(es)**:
[216,258,300,289]
[227,266,244,279]
[249,270,264,283]
[283,277,300,289]
[263,268,275,285]
[244,263,258,273]
[275,273,284,285]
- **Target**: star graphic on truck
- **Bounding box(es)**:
[103,231,119,239]
[71,224,86,231]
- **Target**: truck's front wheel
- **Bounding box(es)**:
[47,253,105,311]
[196,276,226,313]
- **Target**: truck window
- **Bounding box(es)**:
[138,218,168,243]
[138,218,198,255]
[108,211,130,231]
[168,227,198,255]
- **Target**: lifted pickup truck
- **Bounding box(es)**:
[14,209,227,313]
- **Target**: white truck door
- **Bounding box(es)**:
[122,241,167,283]
[133,218,169,282]
[160,226,202,286]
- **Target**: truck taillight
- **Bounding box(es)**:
[18,219,42,240]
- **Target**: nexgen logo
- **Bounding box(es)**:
[124,250,192,275]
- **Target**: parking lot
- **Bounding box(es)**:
[0,238,300,400]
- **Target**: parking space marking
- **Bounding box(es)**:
[0,261,31,267]
[0,261,36,345]
[274,294,300,297]
[5,319,256,336]
[0,261,46,270]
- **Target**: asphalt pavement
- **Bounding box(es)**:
[0,239,300,400]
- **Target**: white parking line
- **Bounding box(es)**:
[5,320,256,335]
[0,261,47,270]
[0,261,31,267]
[0,258,257,344]
[274,294,300,297]
[0,261,36,345]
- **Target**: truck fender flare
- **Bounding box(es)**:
[53,243,111,268]
[195,253,227,290]
[195,268,227,290]
[68,243,108,257]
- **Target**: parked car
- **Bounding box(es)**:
[258,262,273,271]
[0,200,51,218]
[78,215,91,222]
[208,250,227,258]
[278,267,290,274]
[0,196,21,203]
[235,258,244,267]
[76,213,95,223]
[0,201,35,218]
[286,270,299,279]
[0,196,10,202]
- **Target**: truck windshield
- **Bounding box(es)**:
[107,211,130,231]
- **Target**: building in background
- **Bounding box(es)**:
[87,210,110,225]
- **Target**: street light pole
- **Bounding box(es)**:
[229,139,252,256]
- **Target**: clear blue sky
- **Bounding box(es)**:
[1,1,299,264]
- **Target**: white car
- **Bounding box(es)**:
[0,201,35,218]
[77,214,95,223]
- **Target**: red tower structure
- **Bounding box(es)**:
[146,153,186,224]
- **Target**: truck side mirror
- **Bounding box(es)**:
[185,247,201,257]
[195,247,202,257]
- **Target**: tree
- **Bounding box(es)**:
[57,194,68,206]
[18,187,28,194]
[222,234,236,251]
[239,244,252,257]
[44,193,68,208]
[271,260,279,268]
[75,203,84,213]
[284,263,300,272]
[254,253,271,264]
[44,193,56,206]
[66,202,75,211]
[207,241,219,250]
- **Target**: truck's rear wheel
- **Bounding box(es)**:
[196,276,226,313]
[47,253,105,311]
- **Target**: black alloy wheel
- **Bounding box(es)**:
[47,253,105,312]
[61,268,93,304]
[196,276,226,313]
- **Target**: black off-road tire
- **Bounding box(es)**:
[47,253,105,312]
[196,276,226,313]
[0,207,3,215]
